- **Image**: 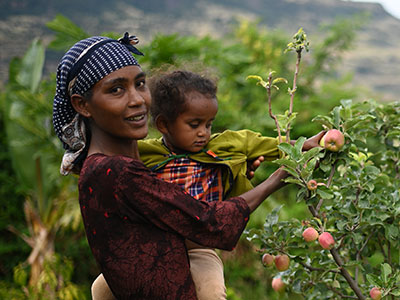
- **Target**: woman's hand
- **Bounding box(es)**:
[301,131,326,151]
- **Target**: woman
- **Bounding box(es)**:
[53,33,322,299]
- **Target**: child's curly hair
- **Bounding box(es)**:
[149,70,218,124]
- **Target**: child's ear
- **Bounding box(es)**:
[70,94,91,118]
[155,116,169,135]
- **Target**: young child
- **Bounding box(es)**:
[140,70,286,300]
[91,70,322,300]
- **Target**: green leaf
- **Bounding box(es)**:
[278,142,293,156]
[332,106,341,129]
[273,158,298,169]
[381,263,392,284]
[366,273,381,286]
[264,205,283,227]
[46,14,89,51]
[312,115,333,129]
[16,39,44,93]
[302,147,322,163]
[283,177,303,186]
[316,186,334,199]
[293,137,306,160]
[272,77,288,85]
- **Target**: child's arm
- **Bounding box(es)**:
[246,155,265,179]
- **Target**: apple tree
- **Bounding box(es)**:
[246,29,400,300]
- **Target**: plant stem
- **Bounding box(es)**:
[286,50,301,142]
[316,160,337,213]
[308,203,366,299]
[267,73,282,143]
[330,249,366,299]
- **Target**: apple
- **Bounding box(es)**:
[271,277,286,292]
[274,254,290,271]
[302,227,319,242]
[370,287,382,300]
[262,253,274,267]
[318,232,335,250]
[307,179,318,191]
[319,129,344,152]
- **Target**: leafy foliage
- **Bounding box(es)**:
[247,100,400,299]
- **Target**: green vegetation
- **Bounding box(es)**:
[1,14,397,299]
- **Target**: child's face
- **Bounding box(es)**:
[163,91,218,153]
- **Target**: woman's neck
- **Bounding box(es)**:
[88,137,140,159]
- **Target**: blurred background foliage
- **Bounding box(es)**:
[0,14,385,299]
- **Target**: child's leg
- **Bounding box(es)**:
[188,248,227,300]
[91,273,116,300]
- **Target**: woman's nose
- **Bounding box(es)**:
[128,89,145,106]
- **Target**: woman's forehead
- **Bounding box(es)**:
[97,65,145,84]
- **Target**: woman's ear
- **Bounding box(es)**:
[70,94,91,118]
[155,115,169,135]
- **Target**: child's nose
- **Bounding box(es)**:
[197,127,206,136]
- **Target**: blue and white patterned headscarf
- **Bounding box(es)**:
[52,33,143,175]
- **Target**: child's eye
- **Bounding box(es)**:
[206,122,213,129]
[189,123,199,129]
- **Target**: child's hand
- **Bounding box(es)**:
[247,156,265,179]
[302,131,326,151]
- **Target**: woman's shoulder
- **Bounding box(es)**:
[82,153,149,176]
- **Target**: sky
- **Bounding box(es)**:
[348,0,400,19]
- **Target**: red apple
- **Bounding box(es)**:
[319,129,345,152]
[307,179,318,191]
[274,254,290,271]
[318,232,335,250]
[302,227,319,242]
[262,253,274,267]
[370,287,382,300]
[271,277,286,292]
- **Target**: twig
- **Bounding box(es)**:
[299,261,339,274]
[267,73,282,143]
[308,202,366,299]
[316,160,337,213]
[327,285,359,299]
[286,50,301,142]
[355,231,374,282]
[330,249,366,300]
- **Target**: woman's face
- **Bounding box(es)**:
[163,91,218,153]
[85,65,151,142]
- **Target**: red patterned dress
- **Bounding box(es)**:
[78,154,250,299]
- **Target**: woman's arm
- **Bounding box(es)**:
[240,167,289,212]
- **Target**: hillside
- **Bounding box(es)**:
[1,0,399,100]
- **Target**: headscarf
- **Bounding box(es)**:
[52,33,143,175]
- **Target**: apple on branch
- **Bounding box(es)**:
[370,287,382,300]
[271,277,286,292]
[302,227,319,242]
[307,179,318,191]
[261,253,274,267]
[319,129,345,152]
[274,254,290,271]
[318,232,335,250]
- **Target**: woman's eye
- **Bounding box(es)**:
[110,87,123,94]
[136,80,146,88]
